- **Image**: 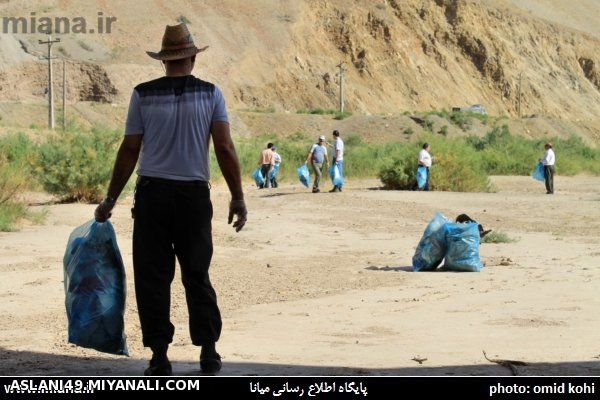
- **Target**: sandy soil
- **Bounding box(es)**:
[1,175,599,376]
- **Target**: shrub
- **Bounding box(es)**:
[34,127,121,202]
[378,136,490,192]
[449,112,472,130]
[438,125,449,136]
[403,127,414,136]
[334,111,352,120]
[176,15,191,24]
[481,231,515,244]
[378,152,416,190]
[0,156,28,231]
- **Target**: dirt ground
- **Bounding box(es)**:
[1,175,599,376]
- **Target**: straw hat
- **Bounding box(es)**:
[146,23,208,61]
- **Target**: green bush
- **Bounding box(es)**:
[438,125,449,136]
[378,152,416,190]
[378,136,490,192]
[334,111,352,120]
[0,202,27,232]
[0,154,28,231]
[481,231,515,244]
[449,112,472,130]
[34,127,121,202]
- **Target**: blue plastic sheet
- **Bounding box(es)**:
[443,222,483,272]
[269,164,280,179]
[416,166,428,189]
[297,164,310,188]
[412,212,449,271]
[252,167,265,187]
[63,220,128,356]
[532,162,545,182]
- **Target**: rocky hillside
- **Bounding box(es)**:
[0,0,598,138]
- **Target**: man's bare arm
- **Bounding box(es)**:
[95,134,142,222]
[107,135,143,199]
[211,121,247,231]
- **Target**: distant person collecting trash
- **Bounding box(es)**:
[257,143,275,189]
[305,135,329,193]
[270,146,281,188]
[329,130,344,193]
[94,23,247,376]
[416,143,433,191]
[539,142,555,194]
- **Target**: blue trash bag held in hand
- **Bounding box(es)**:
[532,162,545,182]
[412,212,449,271]
[252,168,265,187]
[269,164,280,179]
[443,222,483,272]
[297,164,310,188]
[63,220,128,356]
[332,164,344,187]
[416,166,428,189]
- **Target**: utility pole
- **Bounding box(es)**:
[336,61,346,113]
[517,71,523,118]
[39,35,61,129]
[62,59,66,130]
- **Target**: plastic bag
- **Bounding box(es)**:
[269,164,280,179]
[412,212,449,271]
[64,220,128,356]
[297,164,310,188]
[329,164,344,187]
[252,167,265,187]
[532,162,545,182]
[443,222,483,272]
[416,166,428,189]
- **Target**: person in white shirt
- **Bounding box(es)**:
[270,146,282,188]
[417,143,433,191]
[539,142,555,194]
[329,130,345,192]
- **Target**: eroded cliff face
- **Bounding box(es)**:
[0,0,598,124]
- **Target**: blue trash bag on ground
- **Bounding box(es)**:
[412,212,449,271]
[443,222,483,272]
[252,167,265,187]
[416,166,428,189]
[329,164,344,187]
[297,164,310,188]
[269,164,280,180]
[63,220,129,356]
[532,162,545,182]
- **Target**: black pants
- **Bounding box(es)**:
[544,165,554,194]
[260,164,271,188]
[133,176,221,348]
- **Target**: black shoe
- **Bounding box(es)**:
[144,358,172,376]
[312,188,320,193]
[329,187,340,193]
[200,351,222,374]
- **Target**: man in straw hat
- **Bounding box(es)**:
[95,23,247,375]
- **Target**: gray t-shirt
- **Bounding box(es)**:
[310,143,328,163]
[125,75,228,181]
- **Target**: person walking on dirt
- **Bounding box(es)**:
[305,135,329,193]
[539,142,555,194]
[329,130,344,193]
[257,143,275,189]
[270,146,281,188]
[417,143,433,191]
[94,23,247,376]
